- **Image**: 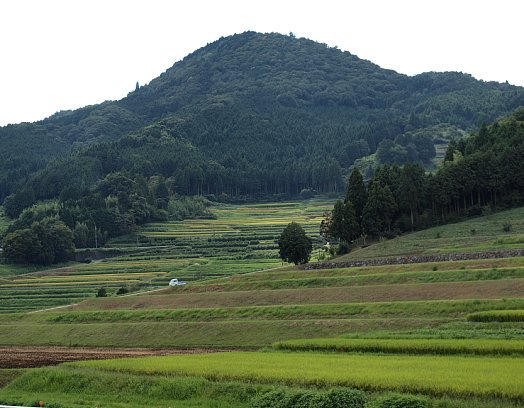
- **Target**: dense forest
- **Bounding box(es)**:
[323,108,524,248]
[1,32,524,208]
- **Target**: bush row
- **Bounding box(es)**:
[251,388,431,408]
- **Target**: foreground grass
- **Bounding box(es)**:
[0,367,254,408]
[0,369,23,388]
[73,351,524,401]
[2,366,520,408]
[273,338,524,356]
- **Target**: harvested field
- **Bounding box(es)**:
[0,346,219,368]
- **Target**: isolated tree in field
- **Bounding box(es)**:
[278,222,312,265]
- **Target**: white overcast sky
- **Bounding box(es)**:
[0,0,522,126]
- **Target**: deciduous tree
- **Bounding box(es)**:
[278,222,312,265]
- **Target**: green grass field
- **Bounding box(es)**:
[467,310,524,322]
[273,337,524,356]
[72,352,524,401]
[1,201,524,407]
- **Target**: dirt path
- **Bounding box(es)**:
[0,346,221,369]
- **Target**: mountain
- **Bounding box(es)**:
[1,31,524,208]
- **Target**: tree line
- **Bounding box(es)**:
[2,171,214,265]
[322,108,524,248]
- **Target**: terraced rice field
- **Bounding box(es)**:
[73,352,524,401]
[1,203,524,407]
[0,199,333,312]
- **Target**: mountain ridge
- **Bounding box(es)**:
[1,31,523,204]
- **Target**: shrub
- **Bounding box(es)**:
[336,241,350,255]
[371,393,430,408]
[300,188,316,199]
[96,288,107,298]
[320,388,366,408]
[249,390,294,408]
[502,222,512,232]
[250,388,366,408]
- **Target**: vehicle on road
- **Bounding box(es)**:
[169,278,186,287]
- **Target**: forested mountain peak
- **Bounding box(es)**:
[1,31,524,208]
[123,31,401,115]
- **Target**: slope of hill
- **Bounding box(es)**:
[1,203,523,407]
[1,31,523,204]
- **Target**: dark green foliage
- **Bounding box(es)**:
[345,168,367,221]
[250,390,294,408]
[167,196,215,220]
[371,393,430,408]
[1,32,523,214]
[2,218,73,265]
[96,288,107,298]
[278,222,312,265]
[377,134,436,165]
[2,228,42,264]
[73,222,89,248]
[323,200,360,244]
[324,108,524,238]
[321,388,367,408]
[250,388,365,408]
[336,241,350,255]
[398,163,426,231]
[362,183,397,236]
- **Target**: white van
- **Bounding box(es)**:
[169,278,186,287]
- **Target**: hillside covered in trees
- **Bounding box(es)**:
[323,108,524,247]
[2,32,524,208]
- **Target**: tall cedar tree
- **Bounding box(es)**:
[345,168,367,222]
[278,222,313,265]
[362,183,397,237]
[324,200,360,243]
[398,163,426,230]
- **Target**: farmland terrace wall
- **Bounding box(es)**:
[298,249,524,270]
